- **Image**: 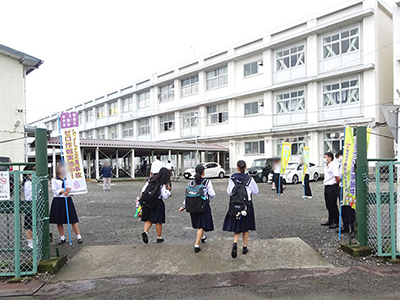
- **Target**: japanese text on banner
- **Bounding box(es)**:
[280,142,292,174]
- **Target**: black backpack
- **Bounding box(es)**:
[139,180,161,209]
[229,175,252,217]
[185,179,209,213]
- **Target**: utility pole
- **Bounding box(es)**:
[356,126,368,246]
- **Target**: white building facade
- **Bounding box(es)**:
[0,45,43,162]
[394,0,400,106]
[30,0,394,172]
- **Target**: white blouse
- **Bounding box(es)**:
[227,176,259,201]
[51,178,69,197]
[183,179,215,207]
[24,180,32,201]
[141,181,171,200]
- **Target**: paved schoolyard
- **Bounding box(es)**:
[49,178,381,267]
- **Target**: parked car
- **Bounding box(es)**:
[183,162,225,179]
[247,157,277,183]
[283,162,320,184]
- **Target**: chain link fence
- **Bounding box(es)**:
[0,170,46,277]
[367,161,399,259]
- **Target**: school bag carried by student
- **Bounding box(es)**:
[139,181,161,210]
[185,179,209,213]
[228,175,252,217]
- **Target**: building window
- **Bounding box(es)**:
[122,122,134,138]
[181,75,199,97]
[97,128,105,139]
[138,119,150,135]
[79,132,83,139]
[110,125,118,139]
[323,77,359,107]
[277,137,305,156]
[323,26,359,59]
[244,61,258,77]
[245,141,265,155]
[97,106,105,119]
[122,97,133,113]
[46,122,51,130]
[78,113,83,125]
[207,103,228,124]
[160,114,175,132]
[158,84,174,102]
[182,111,198,128]
[276,89,305,113]
[109,101,118,116]
[324,132,344,154]
[138,90,150,108]
[244,102,260,116]
[206,66,228,90]
[52,121,57,131]
[85,109,94,123]
[86,130,93,139]
[276,44,305,71]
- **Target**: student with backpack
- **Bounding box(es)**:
[140,167,171,244]
[179,164,215,253]
[223,160,259,259]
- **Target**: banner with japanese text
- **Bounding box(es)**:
[60,112,87,194]
[280,142,292,174]
[302,147,310,182]
[342,127,356,209]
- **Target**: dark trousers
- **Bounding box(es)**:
[273,173,283,194]
[342,205,355,232]
[324,184,339,224]
[303,174,312,196]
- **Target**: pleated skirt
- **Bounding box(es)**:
[190,202,214,232]
[141,199,166,224]
[49,197,79,224]
[222,201,256,233]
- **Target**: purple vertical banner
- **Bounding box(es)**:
[60,112,79,129]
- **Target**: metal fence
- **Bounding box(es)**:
[367,161,400,259]
[0,170,46,277]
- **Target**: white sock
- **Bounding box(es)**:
[194,244,200,248]
[60,235,65,241]
[27,239,33,248]
[77,234,82,239]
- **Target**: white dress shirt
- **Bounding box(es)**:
[227,176,259,201]
[24,180,32,201]
[141,181,171,200]
[324,161,340,186]
[150,160,166,174]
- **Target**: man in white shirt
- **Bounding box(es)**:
[150,155,165,176]
[321,152,341,229]
[165,160,174,171]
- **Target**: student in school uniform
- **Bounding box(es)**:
[150,155,165,176]
[49,165,82,244]
[101,160,112,192]
[23,173,33,249]
[223,160,259,258]
[141,167,171,244]
[179,164,215,253]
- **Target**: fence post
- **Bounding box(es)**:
[35,128,50,260]
[13,172,21,278]
[356,126,368,246]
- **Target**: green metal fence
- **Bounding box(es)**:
[367,160,400,259]
[0,170,46,277]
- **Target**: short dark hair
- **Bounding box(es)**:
[156,155,161,160]
[167,160,171,163]
[335,149,343,159]
[324,152,334,160]
[237,160,247,173]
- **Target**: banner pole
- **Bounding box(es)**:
[338,126,346,241]
[57,114,72,246]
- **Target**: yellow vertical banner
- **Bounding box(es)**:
[280,142,292,174]
[302,147,310,181]
[342,127,355,208]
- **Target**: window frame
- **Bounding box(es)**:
[97,106,106,119]
[109,125,118,139]
[206,66,228,90]
[243,61,259,77]
[323,76,360,108]
[85,109,94,123]
[160,113,175,132]
[244,140,265,155]
[244,101,260,116]
[138,118,150,136]
[276,88,306,114]
[276,43,306,72]
[109,101,118,116]
[158,84,174,102]
[181,75,199,97]
[122,97,133,113]
[181,110,199,129]
[323,25,360,60]
[137,90,151,109]
[96,128,105,139]
[277,136,306,156]
[206,103,229,125]
[122,122,134,138]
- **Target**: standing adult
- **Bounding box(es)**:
[101,160,112,192]
[321,152,341,229]
[141,158,147,177]
[150,155,165,176]
[272,158,283,194]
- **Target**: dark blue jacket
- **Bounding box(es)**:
[101,166,112,178]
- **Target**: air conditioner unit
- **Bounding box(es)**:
[258,101,264,107]
[258,59,263,66]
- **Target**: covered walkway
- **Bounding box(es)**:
[42,138,228,180]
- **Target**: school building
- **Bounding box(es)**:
[28,0,395,176]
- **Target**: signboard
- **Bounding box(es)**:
[302,147,310,182]
[0,171,10,200]
[60,112,87,194]
[342,127,356,209]
[280,142,292,174]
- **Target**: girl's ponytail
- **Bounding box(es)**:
[194,164,206,184]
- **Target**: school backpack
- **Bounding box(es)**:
[229,175,252,217]
[185,179,209,213]
[139,180,161,209]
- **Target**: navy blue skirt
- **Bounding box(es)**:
[141,199,166,224]
[190,202,214,232]
[222,201,256,233]
[50,197,79,224]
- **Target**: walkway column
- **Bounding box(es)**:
[176,151,180,176]
[52,146,56,178]
[151,150,154,162]
[168,150,172,162]
[95,147,100,180]
[217,152,220,164]
[87,152,91,179]
[201,151,206,163]
[131,149,135,179]
[116,150,119,178]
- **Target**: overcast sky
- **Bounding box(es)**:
[1,0,349,122]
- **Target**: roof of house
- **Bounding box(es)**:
[0,44,43,74]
